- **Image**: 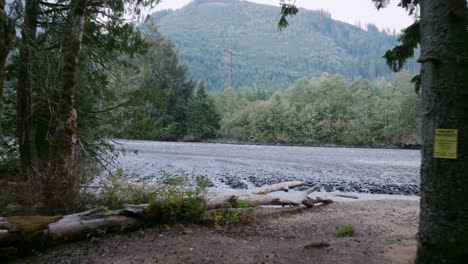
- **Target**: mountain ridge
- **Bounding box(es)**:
[148,0,417,91]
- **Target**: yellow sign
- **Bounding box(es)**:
[434,129,458,159]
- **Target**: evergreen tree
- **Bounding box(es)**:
[116,26,195,140]
[187,81,220,139]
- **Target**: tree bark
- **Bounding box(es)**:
[0,0,14,119]
[416,0,468,263]
[47,0,88,213]
[16,0,39,181]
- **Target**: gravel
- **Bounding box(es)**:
[111,140,421,196]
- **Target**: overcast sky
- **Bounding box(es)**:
[152,0,416,32]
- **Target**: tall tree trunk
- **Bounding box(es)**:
[0,0,14,119]
[416,0,468,263]
[16,0,39,181]
[47,0,87,213]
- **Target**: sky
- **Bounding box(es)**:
[152,0,416,32]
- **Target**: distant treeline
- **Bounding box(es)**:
[213,72,421,147]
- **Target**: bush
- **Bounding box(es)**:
[209,199,255,225]
[91,171,209,224]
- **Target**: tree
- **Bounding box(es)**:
[0,0,161,214]
[187,81,221,139]
[215,86,247,118]
[47,0,88,213]
[280,0,468,262]
[16,0,39,182]
[114,25,195,140]
[0,0,14,119]
[415,1,468,262]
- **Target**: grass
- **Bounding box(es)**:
[337,223,355,236]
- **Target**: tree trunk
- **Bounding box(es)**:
[16,0,39,181]
[47,0,87,213]
[0,0,14,119]
[416,0,468,263]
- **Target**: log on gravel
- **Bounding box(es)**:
[205,182,332,209]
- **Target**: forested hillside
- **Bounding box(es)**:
[148,0,418,91]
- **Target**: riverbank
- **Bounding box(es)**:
[113,140,421,196]
[16,200,419,264]
[201,138,421,150]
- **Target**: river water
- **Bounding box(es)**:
[111,140,421,196]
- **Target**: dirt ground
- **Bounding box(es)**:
[15,200,419,264]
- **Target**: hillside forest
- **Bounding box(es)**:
[150,0,420,90]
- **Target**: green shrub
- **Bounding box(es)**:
[209,199,254,225]
[143,195,206,224]
[91,171,208,225]
[337,223,355,236]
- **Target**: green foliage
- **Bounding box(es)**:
[372,0,420,15]
[383,21,420,72]
[146,0,417,91]
[210,198,254,225]
[93,171,207,212]
[143,195,205,225]
[186,81,221,139]
[89,170,208,224]
[238,199,249,208]
[337,223,355,236]
[218,72,421,147]
[278,1,299,30]
[114,25,195,140]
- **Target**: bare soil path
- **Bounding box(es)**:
[16,200,419,264]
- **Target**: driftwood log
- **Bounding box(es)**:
[206,181,333,209]
[0,181,344,257]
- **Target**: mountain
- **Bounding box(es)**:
[147,0,417,91]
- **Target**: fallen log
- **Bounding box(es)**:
[45,209,140,240]
[0,207,147,259]
[0,181,333,258]
[205,182,332,209]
